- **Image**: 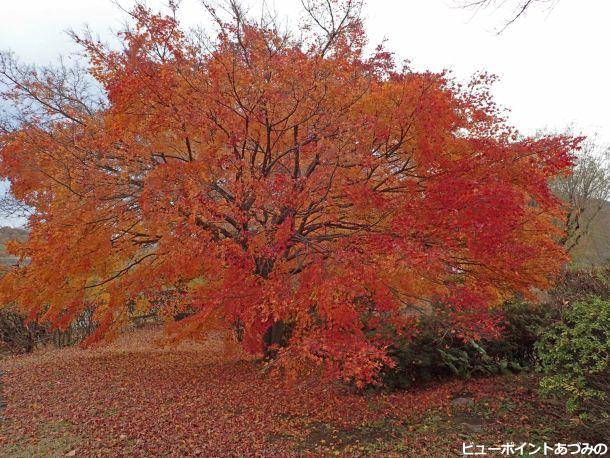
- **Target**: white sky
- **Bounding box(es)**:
[1,0,609,226]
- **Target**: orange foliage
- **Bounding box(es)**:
[0,1,577,384]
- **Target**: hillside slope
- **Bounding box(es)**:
[571,200,610,266]
[0,226,28,266]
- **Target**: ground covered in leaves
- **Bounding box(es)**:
[1,328,576,457]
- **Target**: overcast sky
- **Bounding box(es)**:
[1,0,609,227]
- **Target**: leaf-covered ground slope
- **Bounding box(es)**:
[0,328,570,457]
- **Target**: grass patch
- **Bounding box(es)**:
[1,420,81,458]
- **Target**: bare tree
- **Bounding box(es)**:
[552,137,610,254]
[0,192,29,221]
[300,0,364,57]
[459,0,559,33]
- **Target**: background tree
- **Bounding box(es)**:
[0,0,577,385]
[551,137,610,259]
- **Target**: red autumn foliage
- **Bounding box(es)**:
[0,1,577,385]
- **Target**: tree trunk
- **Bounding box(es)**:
[262,321,292,359]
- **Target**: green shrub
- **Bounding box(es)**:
[484,299,551,363]
[536,296,610,440]
[380,300,548,389]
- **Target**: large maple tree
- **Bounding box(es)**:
[0,1,577,384]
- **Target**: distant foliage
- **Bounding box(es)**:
[547,266,610,308]
[537,296,610,440]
